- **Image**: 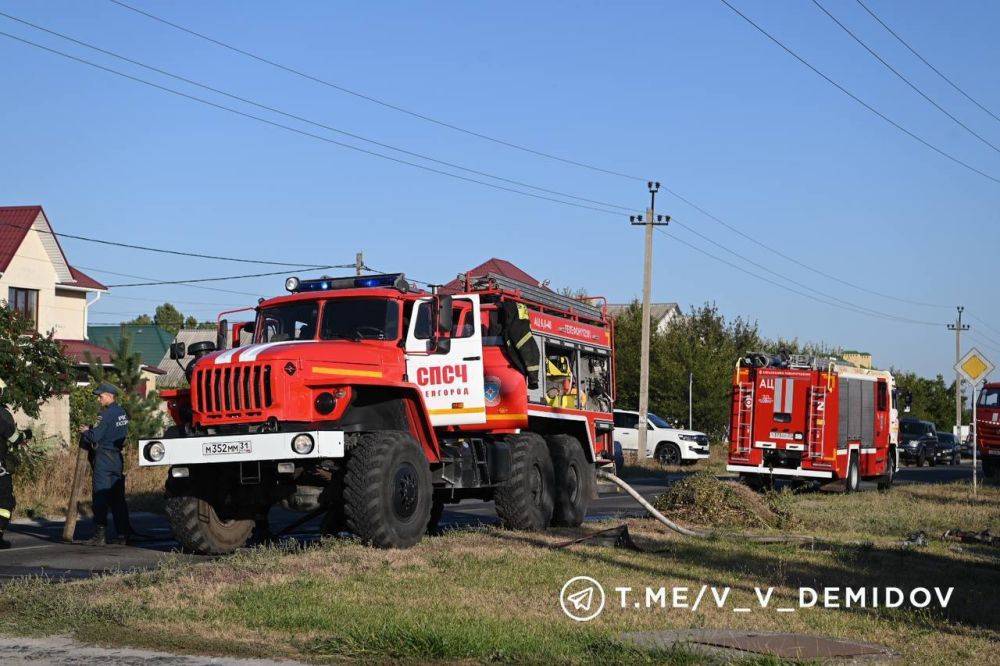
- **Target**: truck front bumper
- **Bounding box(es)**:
[138,430,345,467]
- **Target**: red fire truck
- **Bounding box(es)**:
[728,353,898,491]
[140,272,616,553]
[976,382,1000,480]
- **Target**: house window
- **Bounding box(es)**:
[8,287,38,328]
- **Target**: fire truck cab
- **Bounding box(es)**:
[140,272,615,553]
[728,353,898,492]
[976,382,1000,480]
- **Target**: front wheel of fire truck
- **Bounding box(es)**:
[877,448,896,492]
[844,453,861,493]
[546,434,594,527]
[495,433,555,531]
[165,492,255,555]
[343,431,433,549]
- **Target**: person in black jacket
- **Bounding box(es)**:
[0,379,30,550]
[78,383,131,545]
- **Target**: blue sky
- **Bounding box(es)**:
[2,1,999,379]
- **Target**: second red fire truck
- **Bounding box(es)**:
[728,353,898,491]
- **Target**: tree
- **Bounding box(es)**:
[184,315,198,329]
[0,306,72,417]
[154,303,185,336]
[612,302,759,437]
[126,314,153,326]
[892,370,960,432]
[83,334,163,444]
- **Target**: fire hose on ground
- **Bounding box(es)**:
[596,469,824,546]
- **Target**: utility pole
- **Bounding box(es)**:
[630,181,670,460]
[689,371,693,430]
[355,252,364,276]
[947,306,969,433]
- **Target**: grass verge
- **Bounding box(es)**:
[0,478,996,663]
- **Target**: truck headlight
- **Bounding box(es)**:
[144,441,165,462]
[291,433,315,455]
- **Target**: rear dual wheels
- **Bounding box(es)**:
[495,433,555,530]
[494,432,594,530]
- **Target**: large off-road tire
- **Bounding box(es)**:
[165,495,254,555]
[844,453,861,493]
[877,448,895,493]
[343,430,432,549]
[546,434,594,527]
[495,433,554,530]
[655,441,682,466]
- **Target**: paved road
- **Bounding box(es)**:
[0,460,985,581]
[0,476,674,581]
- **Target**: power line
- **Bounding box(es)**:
[811,0,1000,155]
[105,265,347,288]
[0,220,324,268]
[655,227,941,327]
[855,0,1000,126]
[76,265,265,297]
[0,11,631,214]
[665,191,950,308]
[667,218,941,324]
[970,312,1000,339]
[0,30,626,218]
[718,0,1000,186]
[105,0,647,183]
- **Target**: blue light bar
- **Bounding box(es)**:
[290,273,409,293]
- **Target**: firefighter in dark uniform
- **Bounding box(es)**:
[0,378,29,550]
[78,383,131,545]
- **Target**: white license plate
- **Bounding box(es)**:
[770,431,794,440]
[202,440,252,456]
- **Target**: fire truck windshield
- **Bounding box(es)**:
[320,298,399,341]
[255,302,318,343]
[979,388,1000,407]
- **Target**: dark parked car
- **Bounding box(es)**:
[960,433,974,458]
[899,418,937,466]
[932,432,962,466]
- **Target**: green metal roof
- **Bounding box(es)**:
[87,324,172,368]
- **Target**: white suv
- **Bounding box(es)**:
[613,409,710,465]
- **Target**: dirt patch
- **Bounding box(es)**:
[652,471,794,530]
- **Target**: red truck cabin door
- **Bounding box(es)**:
[405,294,487,426]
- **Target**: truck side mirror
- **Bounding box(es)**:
[169,341,186,360]
[434,337,452,354]
[217,318,229,351]
[435,295,453,333]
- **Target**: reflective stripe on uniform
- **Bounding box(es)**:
[0,508,10,519]
[516,332,533,348]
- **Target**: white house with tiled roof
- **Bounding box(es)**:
[0,205,109,443]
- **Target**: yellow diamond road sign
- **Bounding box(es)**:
[955,348,994,384]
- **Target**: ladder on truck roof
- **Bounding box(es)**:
[472,272,605,321]
[733,380,754,458]
[806,385,827,459]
